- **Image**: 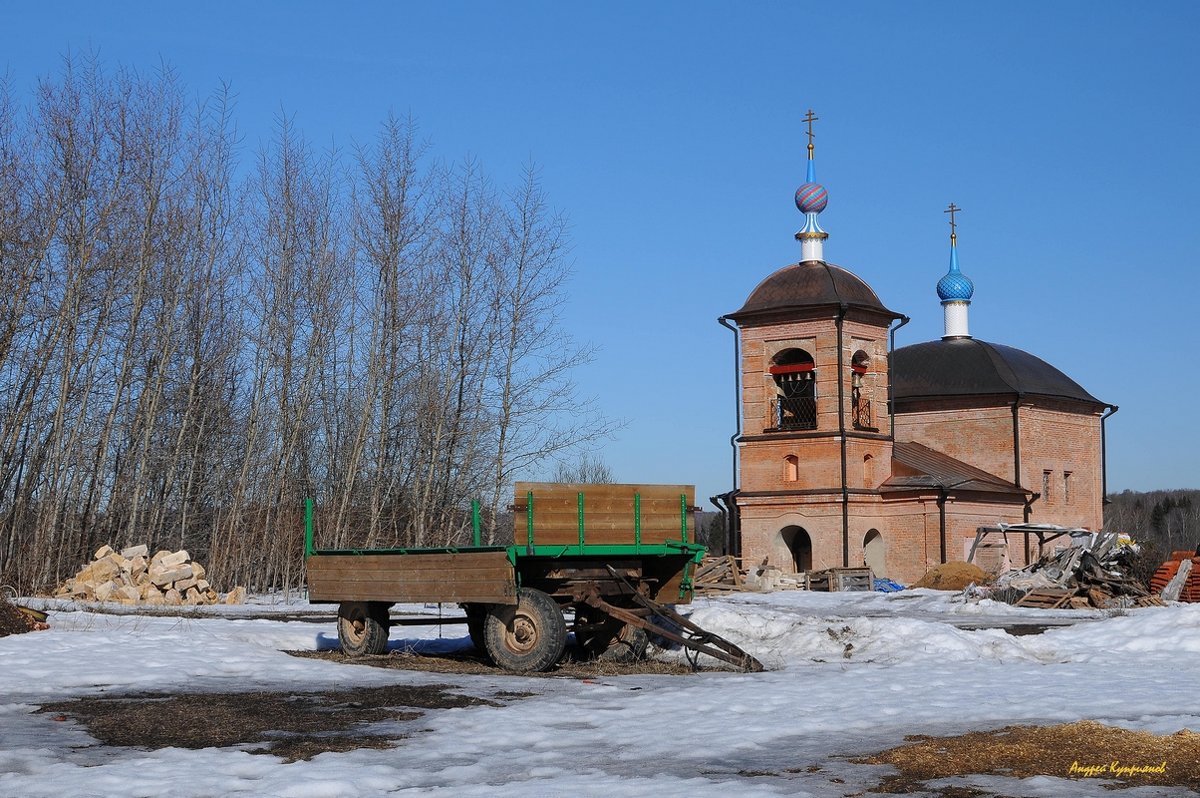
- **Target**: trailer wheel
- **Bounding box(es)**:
[337,602,390,656]
[484,589,566,672]
[463,603,488,656]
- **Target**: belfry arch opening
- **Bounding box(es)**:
[770,348,816,430]
[851,349,874,430]
[781,525,812,573]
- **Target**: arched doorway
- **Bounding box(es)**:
[781,526,812,573]
[863,529,885,576]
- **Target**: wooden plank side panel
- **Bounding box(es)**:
[512,482,696,547]
[307,552,516,604]
[515,482,695,505]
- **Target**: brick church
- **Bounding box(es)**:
[718,118,1117,584]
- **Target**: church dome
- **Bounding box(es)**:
[936,268,974,302]
[728,261,903,322]
[892,338,1105,406]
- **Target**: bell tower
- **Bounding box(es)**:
[720,112,906,571]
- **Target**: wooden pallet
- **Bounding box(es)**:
[807,567,874,593]
[1014,588,1075,609]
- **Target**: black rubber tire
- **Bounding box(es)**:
[598,623,650,663]
[571,605,616,658]
[337,601,390,656]
[464,603,488,655]
[484,589,567,672]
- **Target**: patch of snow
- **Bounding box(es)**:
[2,590,1198,796]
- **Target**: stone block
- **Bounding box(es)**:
[224,586,246,605]
[191,562,206,580]
[129,556,148,580]
[174,577,199,592]
[94,580,117,602]
[149,564,194,587]
[94,545,114,560]
[118,585,141,602]
[91,559,120,583]
[163,588,182,606]
[184,587,202,605]
[159,550,190,568]
[120,544,149,560]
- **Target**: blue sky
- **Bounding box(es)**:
[5,1,1198,503]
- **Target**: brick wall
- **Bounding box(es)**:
[738,490,1028,584]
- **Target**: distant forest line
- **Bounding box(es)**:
[0,56,611,593]
[1105,489,1200,558]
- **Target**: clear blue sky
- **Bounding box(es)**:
[5,1,1198,503]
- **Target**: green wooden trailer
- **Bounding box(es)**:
[305,482,761,672]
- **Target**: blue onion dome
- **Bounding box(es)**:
[936,249,974,301]
[795,182,828,213]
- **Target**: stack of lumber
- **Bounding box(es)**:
[55,545,246,606]
[992,533,1159,609]
[692,556,747,593]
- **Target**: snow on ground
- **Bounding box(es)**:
[2,589,1198,797]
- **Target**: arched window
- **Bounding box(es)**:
[784,454,799,482]
[863,453,874,486]
[850,350,874,430]
[770,348,816,430]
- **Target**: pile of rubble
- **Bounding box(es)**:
[55,545,246,606]
[978,532,1161,610]
[693,556,876,594]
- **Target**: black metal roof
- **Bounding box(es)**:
[728,260,904,322]
[892,338,1106,406]
[881,441,1027,496]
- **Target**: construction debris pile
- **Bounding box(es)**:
[55,545,246,606]
[692,556,745,593]
[978,532,1162,610]
[692,556,875,594]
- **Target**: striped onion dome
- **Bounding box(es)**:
[794,182,829,214]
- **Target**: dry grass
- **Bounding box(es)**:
[853,720,1200,793]
[0,597,31,636]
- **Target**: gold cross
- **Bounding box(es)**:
[803,109,818,157]
[944,202,961,240]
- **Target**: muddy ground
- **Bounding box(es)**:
[289,647,705,678]
[38,682,501,762]
[36,648,703,763]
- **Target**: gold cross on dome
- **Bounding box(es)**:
[803,109,818,157]
[944,202,962,240]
